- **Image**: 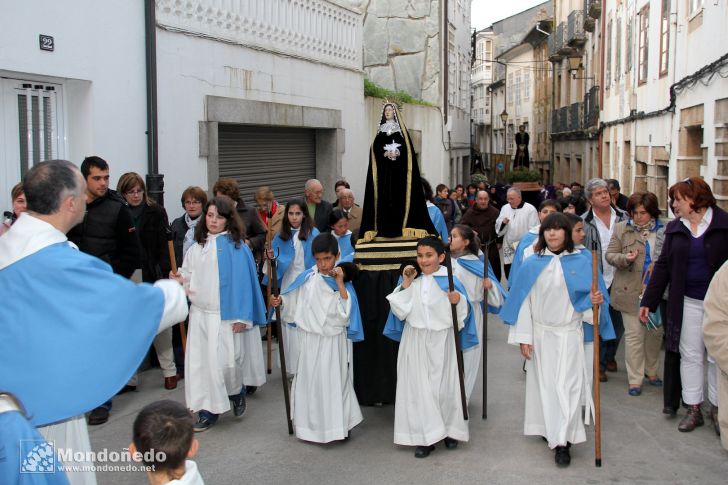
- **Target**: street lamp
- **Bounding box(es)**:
[500,109,508,126]
[567,52,596,82]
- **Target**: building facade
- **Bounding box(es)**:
[2,0,367,218]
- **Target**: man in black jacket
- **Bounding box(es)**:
[67,156,142,425]
[304,179,333,233]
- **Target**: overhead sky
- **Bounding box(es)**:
[471,0,548,30]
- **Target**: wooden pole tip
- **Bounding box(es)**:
[595,459,602,467]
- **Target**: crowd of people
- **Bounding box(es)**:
[2,157,728,484]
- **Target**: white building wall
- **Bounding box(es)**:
[1,0,366,218]
[0,0,148,211]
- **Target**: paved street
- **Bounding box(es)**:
[91,316,727,485]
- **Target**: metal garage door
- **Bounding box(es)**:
[218,124,316,205]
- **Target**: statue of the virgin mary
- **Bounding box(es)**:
[358,102,436,240]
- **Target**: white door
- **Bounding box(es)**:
[1,78,65,213]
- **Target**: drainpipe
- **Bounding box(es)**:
[144,0,163,206]
[443,0,449,126]
[597,0,606,178]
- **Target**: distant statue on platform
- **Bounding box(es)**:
[359,102,436,241]
[514,125,530,169]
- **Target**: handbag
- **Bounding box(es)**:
[639,263,663,330]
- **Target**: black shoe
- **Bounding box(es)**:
[414,445,435,458]
[193,415,215,432]
[116,385,136,395]
[245,386,258,396]
[663,406,678,416]
[87,406,109,425]
[231,393,247,417]
[443,437,458,449]
[554,446,571,467]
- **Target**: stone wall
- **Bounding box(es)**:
[352,0,441,105]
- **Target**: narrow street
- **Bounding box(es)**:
[92,316,728,484]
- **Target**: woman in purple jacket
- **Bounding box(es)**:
[640,178,728,434]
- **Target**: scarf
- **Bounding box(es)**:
[183,213,201,257]
[632,218,656,240]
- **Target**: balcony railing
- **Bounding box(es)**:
[548,22,565,61]
[567,10,586,47]
[155,0,362,71]
[551,106,570,134]
[584,85,599,128]
[569,102,582,131]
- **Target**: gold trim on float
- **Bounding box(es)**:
[357,263,407,271]
[355,242,418,250]
[402,227,429,239]
[354,250,418,260]
[360,230,378,243]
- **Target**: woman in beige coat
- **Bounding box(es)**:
[606,192,666,395]
[703,260,728,443]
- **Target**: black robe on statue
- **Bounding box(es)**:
[352,103,436,405]
[358,104,436,240]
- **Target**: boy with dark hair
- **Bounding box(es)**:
[130,400,203,484]
[384,236,476,458]
[270,233,364,443]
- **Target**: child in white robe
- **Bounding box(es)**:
[449,224,505,401]
[270,233,363,443]
[130,400,204,485]
[174,196,267,432]
[502,213,604,467]
[386,236,470,458]
[267,200,320,375]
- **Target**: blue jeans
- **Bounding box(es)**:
[600,305,624,371]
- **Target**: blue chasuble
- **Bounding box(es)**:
[264,228,320,286]
[217,236,268,325]
[507,230,538,288]
[455,255,507,315]
[427,204,449,242]
[280,268,364,342]
[499,250,615,342]
[336,232,355,263]
[0,243,165,426]
[383,274,479,350]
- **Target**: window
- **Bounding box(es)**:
[615,20,622,82]
[507,72,514,105]
[689,0,703,17]
[514,70,522,116]
[485,40,492,61]
[476,41,484,64]
[638,5,649,84]
[659,0,670,76]
[448,27,456,107]
[606,19,612,88]
[524,71,530,102]
[626,18,633,73]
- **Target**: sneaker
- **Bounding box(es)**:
[443,437,458,449]
[193,415,215,432]
[87,406,110,426]
[414,445,435,458]
[554,446,571,467]
[678,404,704,432]
[628,387,642,396]
[231,393,247,417]
[245,386,258,396]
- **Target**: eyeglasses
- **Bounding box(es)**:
[125,189,144,195]
[184,200,202,206]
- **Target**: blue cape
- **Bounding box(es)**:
[455,255,507,315]
[499,250,615,342]
[336,232,355,263]
[279,268,364,342]
[263,228,320,286]
[217,236,268,325]
[0,243,165,426]
[427,204,449,242]
[507,231,538,288]
[0,409,69,482]
[383,273,478,350]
